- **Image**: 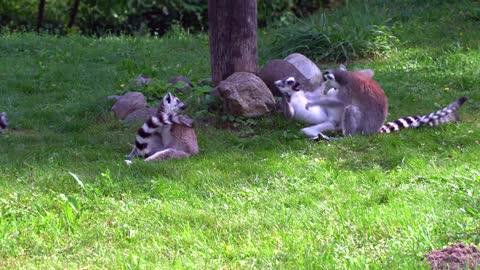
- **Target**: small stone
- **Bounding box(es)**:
[198,77,213,86]
[110,92,147,120]
[135,75,152,85]
[124,107,158,122]
[168,76,193,93]
[125,75,152,90]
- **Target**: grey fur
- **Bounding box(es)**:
[129,93,198,162]
[308,68,388,136]
[275,76,344,139]
[379,96,468,133]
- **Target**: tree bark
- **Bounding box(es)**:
[208,0,258,85]
[36,0,46,32]
[67,0,81,29]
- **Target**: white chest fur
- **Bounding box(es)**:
[290,91,328,124]
[160,125,173,146]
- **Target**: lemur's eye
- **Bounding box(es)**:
[286,80,294,85]
[323,72,334,81]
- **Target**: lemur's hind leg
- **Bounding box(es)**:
[278,96,295,119]
[145,148,190,161]
[301,121,336,138]
[342,105,362,136]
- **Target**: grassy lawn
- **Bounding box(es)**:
[1,1,479,269]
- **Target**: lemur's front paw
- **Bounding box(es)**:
[311,133,332,142]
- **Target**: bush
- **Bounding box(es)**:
[77,0,208,36]
[258,0,326,27]
[267,1,398,62]
[0,0,336,36]
[0,0,68,33]
[0,0,208,36]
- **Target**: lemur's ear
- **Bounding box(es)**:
[323,71,335,82]
[164,92,173,103]
[357,69,374,78]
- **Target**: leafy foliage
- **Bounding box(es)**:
[265,0,480,62]
[0,0,208,35]
[267,1,398,62]
[1,0,333,36]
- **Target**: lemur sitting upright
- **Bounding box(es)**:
[0,112,8,133]
[126,93,199,161]
[306,66,468,139]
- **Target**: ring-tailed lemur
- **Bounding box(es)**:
[306,66,468,139]
[126,93,199,161]
[275,68,375,140]
[379,96,468,133]
[275,76,344,139]
[307,65,389,136]
[0,112,8,133]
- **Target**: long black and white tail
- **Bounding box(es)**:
[379,96,468,134]
[0,112,8,133]
[134,113,193,158]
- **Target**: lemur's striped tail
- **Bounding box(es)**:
[379,96,468,134]
[135,113,193,158]
[0,112,8,133]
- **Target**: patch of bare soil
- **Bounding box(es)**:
[426,242,480,270]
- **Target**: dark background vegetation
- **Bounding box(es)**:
[0,0,332,36]
[3,0,478,63]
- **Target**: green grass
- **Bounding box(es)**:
[1,2,480,269]
[264,0,480,62]
[266,1,396,61]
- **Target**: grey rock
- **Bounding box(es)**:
[215,72,275,117]
[124,75,152,90]
[107,95,121,101]
[258,59,313,96]
[284,53,323,88]
[198,77,213,87]
[135,75,152,85]
[110,92,147,120]
[168,76,193,93]
[124,107,157,122]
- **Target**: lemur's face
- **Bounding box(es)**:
[161,93,186,114]
[322,71,342,89]
[274,77,301,96]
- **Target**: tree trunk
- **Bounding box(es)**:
[36,0,46,32]
[67,0,81,29]
[208,0,258,85]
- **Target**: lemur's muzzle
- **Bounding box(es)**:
[292,82,300,91]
